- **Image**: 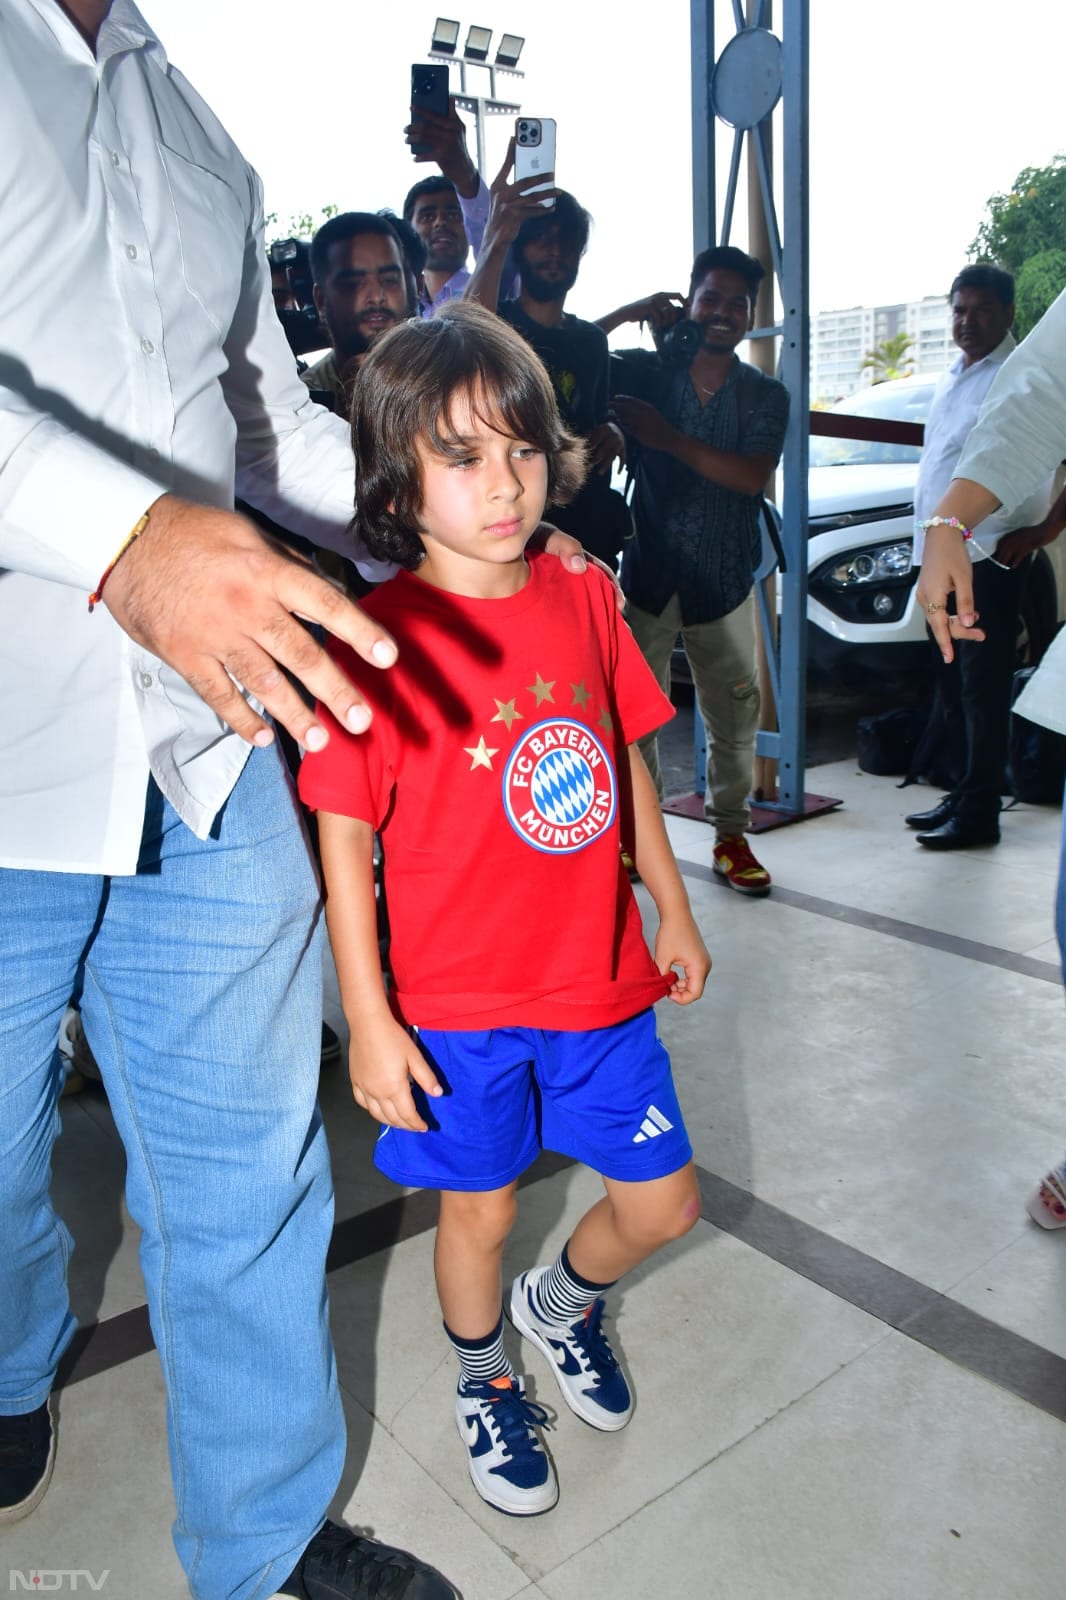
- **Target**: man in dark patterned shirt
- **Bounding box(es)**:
[603,247,790,894]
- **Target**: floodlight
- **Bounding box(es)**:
[431,17,460,54]
[464,25,492,61]
[495,33,524,68]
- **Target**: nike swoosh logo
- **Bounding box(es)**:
[548,1340,582,1375]
[460,1414,482,1445]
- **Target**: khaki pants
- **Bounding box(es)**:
[626,591,760,837]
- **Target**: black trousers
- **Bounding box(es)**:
[934,554,1027,822]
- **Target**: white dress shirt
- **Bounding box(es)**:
[953,290,1066,737]
[913,333,1050,564]
[0,0,390,874]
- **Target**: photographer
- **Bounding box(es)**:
[268,236,329,360]
[465,148,629,567]
[602,246,789,895]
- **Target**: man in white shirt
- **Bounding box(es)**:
[0,3,469,1595]
[907,265,1063,850]
[917,287,1066,1227]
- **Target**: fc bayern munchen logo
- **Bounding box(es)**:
[503,718,617,854]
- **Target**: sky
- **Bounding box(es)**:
[144,0,1064,325]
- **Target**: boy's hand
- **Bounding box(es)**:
[349,1015,443,1131]
[654,911,711,1005]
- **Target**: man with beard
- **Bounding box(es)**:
[301,213,416,418]
[466,177,628,567]
[603,247,790,895]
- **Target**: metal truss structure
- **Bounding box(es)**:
[689,0,812,817]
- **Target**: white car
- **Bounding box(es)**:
[803,374,1065,691]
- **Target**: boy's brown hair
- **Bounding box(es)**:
[350,300,587,569]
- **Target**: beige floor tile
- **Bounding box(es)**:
[327,1388,531,1600]
[2,1355,186,1600]
[536,1333,1066,1600]
[947,1222,1066,1361]
[331,1168,890,1586]
[685,1029,1056,1290]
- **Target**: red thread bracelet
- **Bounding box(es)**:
[88,511,151,613]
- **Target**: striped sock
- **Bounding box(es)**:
[444,1312,514,1390]
[532,1241,616,1326]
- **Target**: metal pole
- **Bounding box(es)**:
[746,0,779,804]
[690,0,715,252]
[775,0,810,813]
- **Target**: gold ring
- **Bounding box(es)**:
[926,602,942,615]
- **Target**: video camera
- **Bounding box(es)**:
[267,237,328,358]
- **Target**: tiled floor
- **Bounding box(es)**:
[6,759,1066,1600]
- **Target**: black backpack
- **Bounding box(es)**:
[1008,667,1066,805]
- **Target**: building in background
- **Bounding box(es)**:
[811,295,952,402]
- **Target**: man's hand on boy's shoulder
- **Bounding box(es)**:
[535,524,625,607]
[348,1014,443,1131]
[654,910,712,1006]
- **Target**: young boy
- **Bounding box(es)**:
[298,302,710,1517]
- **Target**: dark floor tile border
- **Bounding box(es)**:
[56,1153,1066,1425]
[54,1152,572,1393]
[676,857,1063,986]
[698,1168,1066,1423]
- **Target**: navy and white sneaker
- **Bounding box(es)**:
[455,1375,557,1516]
[509,1269,633,1432]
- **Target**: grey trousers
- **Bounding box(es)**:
[626,591,760,837]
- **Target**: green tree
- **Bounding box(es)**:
[264,203,339,241]
[860,332,914,384]
[969,155,1066,337]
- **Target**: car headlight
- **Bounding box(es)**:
[824,541,913,589]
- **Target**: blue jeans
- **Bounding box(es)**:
[0,746,344,1599]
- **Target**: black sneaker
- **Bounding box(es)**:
[0,1399,56,1525]
[277,1519,461,1600]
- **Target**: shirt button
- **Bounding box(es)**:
[140,672,153,689]
[141,337,155,355]
[126,244,138,260]
[147,447,160,459]
[110,150,121,166]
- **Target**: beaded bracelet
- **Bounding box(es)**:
[918,515,973,541]
[88,510,151,613]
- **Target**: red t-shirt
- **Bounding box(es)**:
[298,552,675,1029]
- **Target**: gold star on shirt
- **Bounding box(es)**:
[491,697,523,731]
[528,673,556,705]
[464,736,499,771]
[570,680,591,708]
[598,708,614,735]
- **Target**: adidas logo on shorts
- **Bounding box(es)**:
[632,1104,674,1143]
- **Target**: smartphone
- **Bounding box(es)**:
[410,63,450,155]
[514,117,557,208]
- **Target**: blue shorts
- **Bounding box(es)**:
[373,1008,692,1192]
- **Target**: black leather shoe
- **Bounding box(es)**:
[904,795,957,830]
[916,817,1000,850]
[279,1519,461,1600]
